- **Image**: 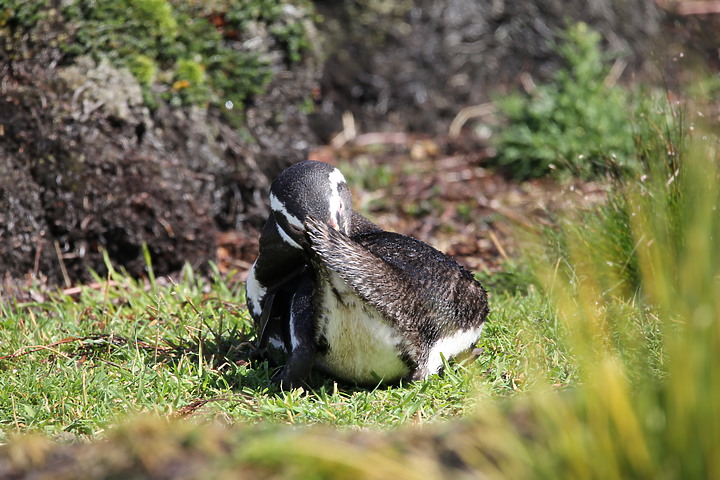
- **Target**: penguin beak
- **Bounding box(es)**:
[328,207,346,231]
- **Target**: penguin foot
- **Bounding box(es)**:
[249,346,267,361]
[271,347,316,391]
[272,367,307,391]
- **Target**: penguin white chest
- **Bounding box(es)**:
[314,272,409,384]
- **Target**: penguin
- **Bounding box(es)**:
[246,160,489,388]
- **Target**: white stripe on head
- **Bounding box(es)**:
[270,192,303,249]
[328,167,346,190]
[245,261,267,318]
[275,221,302,249]
[270,193,303,229]
[327,168,347,231]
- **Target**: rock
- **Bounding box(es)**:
[57,56,145,123]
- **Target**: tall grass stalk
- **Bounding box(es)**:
[479,129,720,478]
[633,137,720,478]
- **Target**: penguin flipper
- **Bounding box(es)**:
[273,275,317,390]
[255,290,276,352]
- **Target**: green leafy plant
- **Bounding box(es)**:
[60,0,312,112]
[492,22,637,179]
[0,0,47,30]
[172,58,210,105]
[0,0,51,59]
[128,54,158,86]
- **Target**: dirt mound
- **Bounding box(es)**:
[0,7,320,287]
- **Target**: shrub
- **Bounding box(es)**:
[0,0,47,31]
[0,0,50,59]
[492,22,637,180]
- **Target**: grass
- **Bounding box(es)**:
[1,257,571,440]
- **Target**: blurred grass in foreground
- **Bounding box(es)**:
[483,122,718,478]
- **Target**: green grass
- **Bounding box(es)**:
[1,257,576,440]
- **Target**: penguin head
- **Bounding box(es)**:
[269,161,352,249]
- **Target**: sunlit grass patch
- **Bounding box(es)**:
[1,259,522,439]
[0,264,254,439]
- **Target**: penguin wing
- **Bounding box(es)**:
[303,215,489,334]
[305,215,489,331]
[303,216,422,321]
